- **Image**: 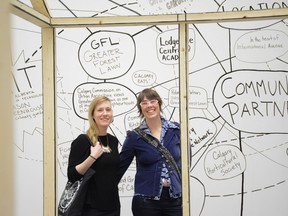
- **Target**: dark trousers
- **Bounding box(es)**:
[82,207,120,216]
[132,187,182,216]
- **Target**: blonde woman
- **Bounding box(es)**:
[67,96,120,216]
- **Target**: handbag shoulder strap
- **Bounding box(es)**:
[134,127,181,179]
[134,127,159,148]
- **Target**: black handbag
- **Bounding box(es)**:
[58,135,95,216]
[58,168,95,216]
[134,127,181,179]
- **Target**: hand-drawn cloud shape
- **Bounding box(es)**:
[132,70,156,87]
[168,86,208,109]
[156,28,195,65]
[213,70,288,133]
[73,82,137,119]
[189,117,217,157]
[78,30,136,80]
[205,144,246,180]
[217,0,285,30]
[235,30,288,63]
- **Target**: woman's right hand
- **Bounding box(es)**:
[90,141,104,160]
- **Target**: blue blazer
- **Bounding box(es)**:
[118,126,181,198]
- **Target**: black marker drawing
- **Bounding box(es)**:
[11,0,288,216]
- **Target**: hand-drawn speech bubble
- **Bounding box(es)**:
[73,82,137,119]
[168,86,208,109]
[132,70,156,87]
[78,30,136,80]
[156,28,195,65]
[189,117,217,156]
[213,70,288,133]
[235,30,288,63]
[217,0,284,29]
[204,144,246,180]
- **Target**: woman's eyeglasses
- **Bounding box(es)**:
[140,99,158,107]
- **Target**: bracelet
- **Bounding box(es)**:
[89,155,97,160]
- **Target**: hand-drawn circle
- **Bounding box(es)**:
[204,144,246,180]
[234,30,288,63]
[78,30,136,80]
[72,82,137,119]
[156,28,195,65]
[132,70,156,87]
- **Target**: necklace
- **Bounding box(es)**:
[98,135,112,153]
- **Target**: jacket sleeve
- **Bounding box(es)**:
[67,134,90,182]
[117,130,136,183]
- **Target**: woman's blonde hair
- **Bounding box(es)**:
[86,95,111,145]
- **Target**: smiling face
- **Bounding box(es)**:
[140,96,161,120]
[92,100,113,133]
[137,88,163,119]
